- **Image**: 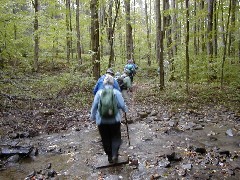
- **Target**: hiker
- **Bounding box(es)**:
[90,74,128,164]
[93,68,121,95]
[121,69,132,102]
[124,59,137,83]
[115,71,126,92]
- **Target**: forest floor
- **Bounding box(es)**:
[0,74,240,179]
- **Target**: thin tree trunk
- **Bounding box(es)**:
[108,0,120,67]
[200,0,205,53]
[90,0,100,80]
[145,0,151,66]
[207,0,215,81]
[169,0,177,81]
[186,0,189,94]
[228,0,236,59]
[221,0,231,89]
[213,0,218,57]
[124,0,133,60]
[66,0,71,63]
[33,0,39,72]
[193,0,197,55]
[76,0,82,64]
[156,0,164,90]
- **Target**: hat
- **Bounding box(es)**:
[106,68,114,76]
[127,59,133,64]
[103,74,114,85]
[115,72,121,77]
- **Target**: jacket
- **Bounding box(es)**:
[90,85,128,125]
[93,75,121,95]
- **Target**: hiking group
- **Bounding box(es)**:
[90,59,138,164]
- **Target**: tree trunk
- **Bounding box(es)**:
[33,0,39,72]
[124,0,133,61]
[145,0,151,66]
[193,0,197,55]
[108,0,120,68]
[228,0,236,59]
[156,0,164,90]
[76,0,82,64]
[200,0,205,53]
[90,0,100,80]
[207,0,215,81]
[164,0,173,75]
[221,0,231,89]
[66,0,71,63]
[213,0,218,57]
[186,0,189,94]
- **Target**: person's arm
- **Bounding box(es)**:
[90,92,100,121]
[115,90,128,112]
[113,79,121,91]
[93,76,104,95]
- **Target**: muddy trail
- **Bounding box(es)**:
[0,82,240,179]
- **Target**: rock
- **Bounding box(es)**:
[7,154,20,163]
[166,152,182,162]
[46,163,52,169]
[150,110,158,116]
[48,169,57,177]
[182,163,192,170]
[226,129,234,137]
[142,137,153,142]
[195,147,207,154]
[25,170,36,179]
[193,124,204,130]
[0,145,33,156]
[177,168,186,176]
[158,158,170,168]
[138,112,148,118]
[169,121,177,127]
[218,150,230,157]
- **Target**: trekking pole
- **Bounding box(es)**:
[124,112,131,146]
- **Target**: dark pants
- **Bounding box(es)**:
[98,123,121,158]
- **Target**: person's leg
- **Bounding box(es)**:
[98,124,112,162]
[110,123,121,162]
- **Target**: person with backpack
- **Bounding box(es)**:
[93,68,121,95]
[121,69,132,102]
[90,74,128,164]
[124,59,137,83]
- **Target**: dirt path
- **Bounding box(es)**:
[0,82,240,179]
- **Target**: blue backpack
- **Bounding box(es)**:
[125,64,135,75]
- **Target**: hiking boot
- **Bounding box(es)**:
[108,156,113,163]
[112,156,118,164]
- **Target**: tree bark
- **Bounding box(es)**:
[33,0,39,72]
[91,0,100,80]
[200,0,205,53]
[107,0,120,68]
[228,0,236,58]
[66,0,71,62]
[124,0,134,61]
[185,0,189,94]
[76,0,82,64]
[221,0,231,89]
[156,0,164,90]
[145,0,151,66]
[207,0,215,81]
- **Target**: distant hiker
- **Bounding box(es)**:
[124,59,137,83]
[121,69,132,102]
[90,74,128,164]
[114,71,126,92]
[93,68,121,95]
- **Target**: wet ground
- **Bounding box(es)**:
[0,84,240,179]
